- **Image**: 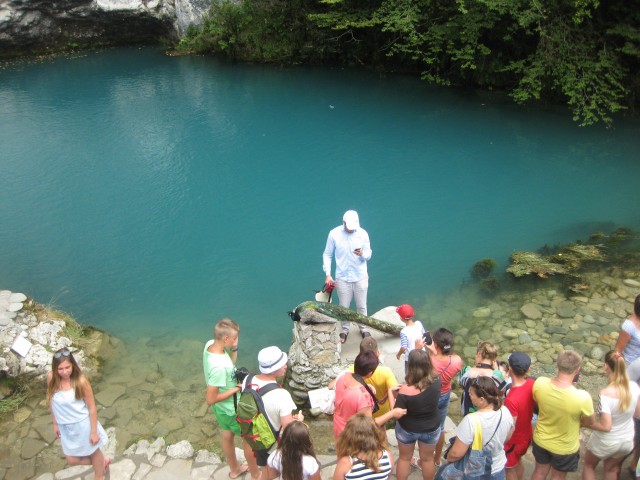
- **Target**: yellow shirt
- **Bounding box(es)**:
[533,376,594,454]
[348,364,398,418]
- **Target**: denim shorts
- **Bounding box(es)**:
[437,391,451,429]
[395,422,441,445]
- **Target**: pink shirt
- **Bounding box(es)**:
[430,354,463,394]
[333,374,374,439]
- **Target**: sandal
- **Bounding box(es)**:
[411,456,422,470]
[339,332,349,344]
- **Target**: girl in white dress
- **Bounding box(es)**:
[47,348,109,480]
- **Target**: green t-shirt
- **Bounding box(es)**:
[203,339,237,416]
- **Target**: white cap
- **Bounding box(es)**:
[343,210,360,231]
[258,346,288,374]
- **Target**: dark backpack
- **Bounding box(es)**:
[236,374,281,451]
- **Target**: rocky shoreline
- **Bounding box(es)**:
[0,264,638,479]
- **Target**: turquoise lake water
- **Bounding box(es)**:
[1,47,639,364]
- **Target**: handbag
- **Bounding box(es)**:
[435,410,503,480]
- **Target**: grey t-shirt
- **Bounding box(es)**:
[455,406,514,474]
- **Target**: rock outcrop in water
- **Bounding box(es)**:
[0,0,210,56]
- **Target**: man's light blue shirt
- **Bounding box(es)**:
[323,225,372,282]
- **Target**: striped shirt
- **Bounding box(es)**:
[344,450,392,479]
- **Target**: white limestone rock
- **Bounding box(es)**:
[167,440,194,459]
[9,293,27,302]
[8,302,23,312]
[147,437,165,461]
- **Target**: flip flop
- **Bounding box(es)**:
[229,464,249,478]
[411,456,422,470]
[339,332,348,344]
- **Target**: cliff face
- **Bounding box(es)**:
[0,0,210,56]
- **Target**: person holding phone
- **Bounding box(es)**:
[322,210,372,343]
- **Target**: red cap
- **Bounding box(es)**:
[396,304,414,319]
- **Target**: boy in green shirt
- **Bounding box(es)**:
[203,318,259,479]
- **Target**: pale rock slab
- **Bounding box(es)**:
[166,439,194,459]
[108,458,137,480]
[521,303,542,319]
[54,465,92,479]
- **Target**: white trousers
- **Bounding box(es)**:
[336,278,368,333]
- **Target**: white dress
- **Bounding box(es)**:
[51,389,108,456]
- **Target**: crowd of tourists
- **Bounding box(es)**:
[44,293,640,480]
[42,205,640,480]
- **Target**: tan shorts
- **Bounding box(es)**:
[586,433,633,460]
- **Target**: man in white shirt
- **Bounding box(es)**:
[245,346,302,474]
[323,209,372,343]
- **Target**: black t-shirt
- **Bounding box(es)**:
[396,376,442,433]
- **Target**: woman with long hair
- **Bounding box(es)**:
[264,421,321,480]
[439,376,514,480]
[427,328,463,467]
[391,349,442,480]
[47,348,110,480]
[333,413,394,480]
[582,350,640,480]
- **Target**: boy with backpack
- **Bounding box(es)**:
[203,318,259,479]
[238,346,303,472]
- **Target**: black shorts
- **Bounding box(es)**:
[532,441,580,472]
[255,448,270,467]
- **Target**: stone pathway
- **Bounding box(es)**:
[32,428,621,480]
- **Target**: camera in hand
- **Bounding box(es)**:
[234,367,250,384]
[423,331,433,346]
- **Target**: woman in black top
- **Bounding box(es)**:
[390,349,442,480]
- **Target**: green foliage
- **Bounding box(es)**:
[177,0,321,62]
[175,0,640,123]
[470,258,498,280]
[0,378,31,416]
[303,0,640,124]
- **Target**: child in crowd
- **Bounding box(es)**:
[347,337,399,418]
[203,318,258,479]
[395,304,425,373]
[459,341,501,415]
[333,413,394,480]
[264,421,321,480]
[47,348,110,480]
[503,352,535,480]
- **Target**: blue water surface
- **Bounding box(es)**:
[1,47,639,359]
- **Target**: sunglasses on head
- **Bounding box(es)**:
[54,349,72,359]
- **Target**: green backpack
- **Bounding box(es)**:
[236,374,281,451]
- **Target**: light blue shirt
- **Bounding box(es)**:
[323,225,372,282]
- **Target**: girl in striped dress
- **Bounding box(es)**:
[333,413,394,480]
